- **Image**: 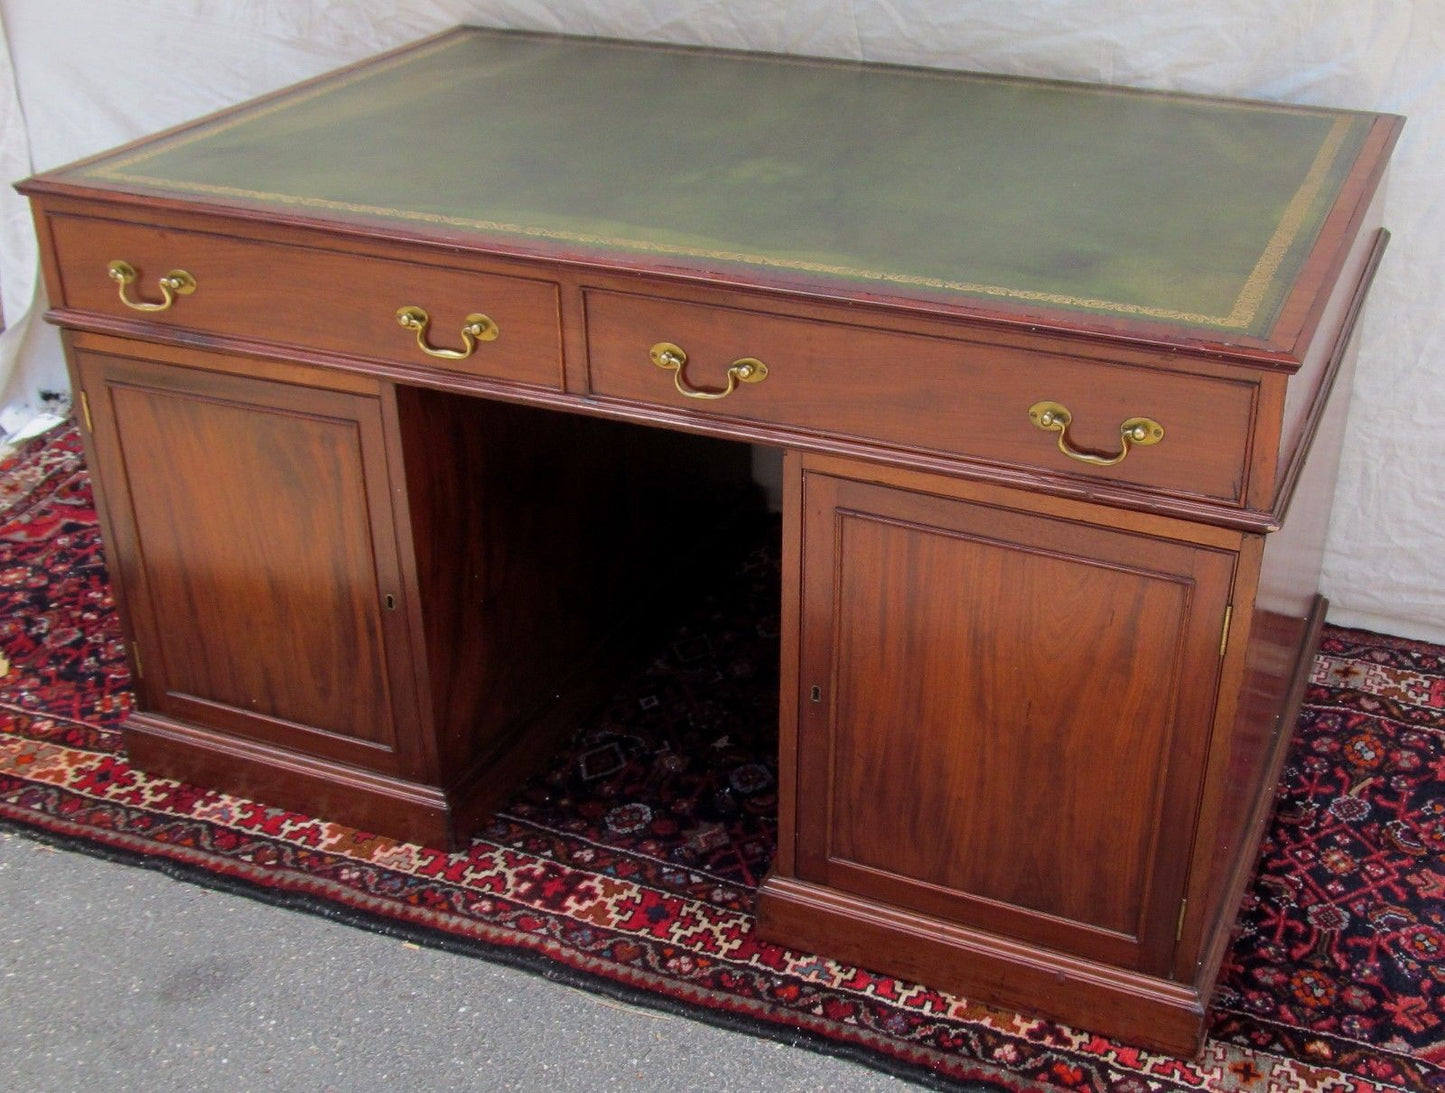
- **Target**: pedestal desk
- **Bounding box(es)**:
[20,28,1400,1054]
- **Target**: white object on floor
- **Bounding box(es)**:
[0,407,65,455]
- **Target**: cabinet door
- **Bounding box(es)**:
[77,352,420,776]
[794,470,1235,974]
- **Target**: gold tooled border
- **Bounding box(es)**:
[83,31,1358,332]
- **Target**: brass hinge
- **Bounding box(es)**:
[1219,604,1233,658]
[80,390,93,433]
[1176,898,1189,943]
[131,642,143,680]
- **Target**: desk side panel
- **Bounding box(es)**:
[1184,241,1377,986]
[1266,188,1389,511]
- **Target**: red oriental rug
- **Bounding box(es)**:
[3,423,1444,1092]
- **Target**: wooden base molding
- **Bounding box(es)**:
[757,874,1209,1057]
[122,712,459,847]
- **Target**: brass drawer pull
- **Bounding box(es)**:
[649,341,768,401]
[395,305,498,360]
[106,259,196,312]
[1028,401,1164,466]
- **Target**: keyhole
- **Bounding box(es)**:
[384,594,396,610]
[810,685,822,702]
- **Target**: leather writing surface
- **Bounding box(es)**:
[76,29,1374,337]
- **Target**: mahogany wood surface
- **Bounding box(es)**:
[584,287,1259,504]
[77,350,421,774]
[50,211,566,388]
[122,710,457,848]
[756,874,1210,1057]
[31,194,1339,537]
[20,27,1400,1055]
[789,462,1235,973]
[1268,196,1389,511]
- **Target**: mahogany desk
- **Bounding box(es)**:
[20,28,1401,1054]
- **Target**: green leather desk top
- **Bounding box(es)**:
[57,28,1392,345]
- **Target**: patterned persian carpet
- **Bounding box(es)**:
[3,423,1444,1092]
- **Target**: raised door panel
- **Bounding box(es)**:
[78,351,418,775]
[794,470,1235,973]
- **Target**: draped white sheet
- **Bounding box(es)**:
[1,0,1440,640]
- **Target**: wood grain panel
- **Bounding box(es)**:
[831,513,1187,933]
[51,213,563,387]
[585,289,1257,503]
[78,352,416,772]
[792,466,1236,971]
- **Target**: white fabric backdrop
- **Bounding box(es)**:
[1,0,1440,641]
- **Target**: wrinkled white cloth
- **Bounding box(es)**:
[1,0,1440,640]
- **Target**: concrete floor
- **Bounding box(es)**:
[0,828,936,1091]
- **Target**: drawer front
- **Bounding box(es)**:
[48,214,563,388]
[585,290,1256,502]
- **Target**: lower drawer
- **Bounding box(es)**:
[583,289,1257,503]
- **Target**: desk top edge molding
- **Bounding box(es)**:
[17,25,1404,368]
